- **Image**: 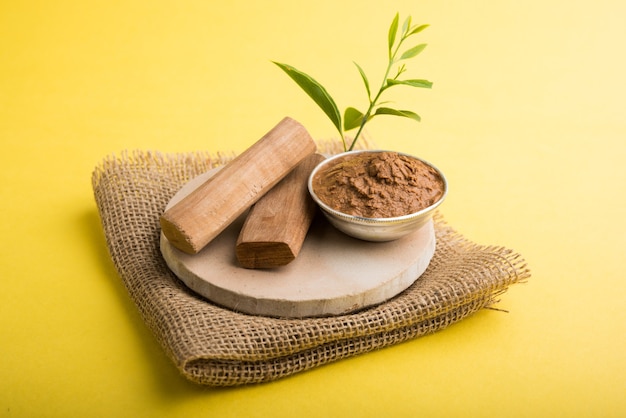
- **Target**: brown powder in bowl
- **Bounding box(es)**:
[312,151,445,218]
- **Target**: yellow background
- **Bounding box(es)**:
[1,0,625,417]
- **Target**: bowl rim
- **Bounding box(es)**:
[307,149,448,225]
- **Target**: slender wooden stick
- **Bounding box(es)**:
[160,117,316,254]
[235,153,325,269]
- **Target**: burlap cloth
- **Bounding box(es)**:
[91,144,530,387]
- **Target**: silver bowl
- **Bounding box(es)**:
[308,150,448,242]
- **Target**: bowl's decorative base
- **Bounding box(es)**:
[160,170,436,318]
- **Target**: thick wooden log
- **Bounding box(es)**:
[235,153,325,269]
[160,117,316,254]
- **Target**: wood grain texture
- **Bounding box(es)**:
[235,153,325,268]
[159,117,316,254]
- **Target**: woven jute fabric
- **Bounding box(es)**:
[91,145,530,386]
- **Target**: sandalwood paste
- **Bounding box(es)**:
[312,151,445,218]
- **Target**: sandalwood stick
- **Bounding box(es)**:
[235,153,325,269]
[160,117,316,254]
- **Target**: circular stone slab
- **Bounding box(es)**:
[160,169,436,318]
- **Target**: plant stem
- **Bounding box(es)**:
[347,33,406,151]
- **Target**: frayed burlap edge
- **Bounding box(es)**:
[91,142,530,386]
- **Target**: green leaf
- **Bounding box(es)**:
[388,13,399,56]
[408,24,429,36]
[375,107,421,122]
[273,61,342,135]
[402,16,412,37]
[386,78,433,88]
[343,107,366,131]
[353,62,371,100]
[400,43,427,60]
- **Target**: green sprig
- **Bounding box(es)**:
[274,12,432,152]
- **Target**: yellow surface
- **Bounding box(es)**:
[1,1,624,417]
